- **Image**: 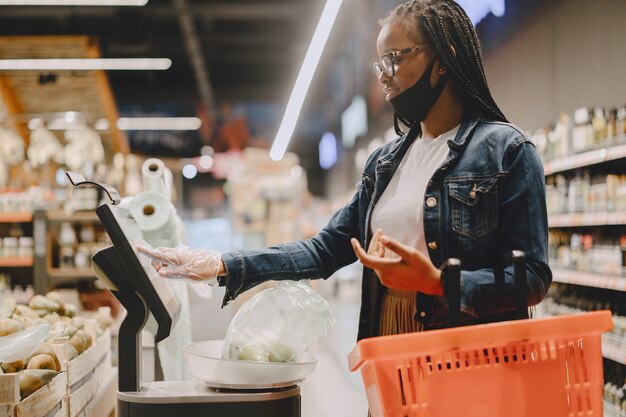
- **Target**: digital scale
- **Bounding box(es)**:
[67,173,310,417]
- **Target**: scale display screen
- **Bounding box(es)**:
[97,204,181,342]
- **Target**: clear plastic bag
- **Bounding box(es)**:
[0,323,50,363]
[222,280,334,363]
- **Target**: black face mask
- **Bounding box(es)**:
[390,60,448,126]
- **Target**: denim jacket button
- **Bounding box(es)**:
[419,311,427,318]
[426,197,437,208]
[427,241,438,250]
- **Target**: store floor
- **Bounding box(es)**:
[301,278,369,417]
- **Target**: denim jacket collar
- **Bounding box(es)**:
[431,115,480,181]
[376,114,481,168]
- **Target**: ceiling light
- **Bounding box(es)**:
[0,58,171,71]
[47,119,82,130]
[0,0,148,5]
[65,111,77,123]
[27,118,43,130]
[270,0,343,161]
[319,132,337,170]
[182,164,197,179]
[94,118,110,131]
[198,155,213,170]
[116,117,202,131]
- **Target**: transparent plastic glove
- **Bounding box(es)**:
[136,241,221,285]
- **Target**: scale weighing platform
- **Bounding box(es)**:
[67,173,305,417]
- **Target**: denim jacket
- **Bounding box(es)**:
[221,114,552,340]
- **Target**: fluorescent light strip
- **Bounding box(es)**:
[269,0,342,161]
[117,117,202,131]
[0,0,148,5]
[0,58,171,71]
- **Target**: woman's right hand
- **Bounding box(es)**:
[136,244,223,282]
[365,228,388,277]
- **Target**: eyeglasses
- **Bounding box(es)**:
[373,44,430,78]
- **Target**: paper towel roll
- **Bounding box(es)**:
[142,158,167,197]
[164,167,174,202]
[129,191,177,247]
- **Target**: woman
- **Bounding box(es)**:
[140,0,551,339]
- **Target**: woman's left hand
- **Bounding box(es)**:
[351,234,443,295]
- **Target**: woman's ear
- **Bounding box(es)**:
[436,60,447,75]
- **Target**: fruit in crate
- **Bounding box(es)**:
[69,329,93,354]
[0,290,114,403]
[28,295,61,313]
[18,369,58,399]
[0,318,25,336]
[51,321,78,339]
[26,342,61,372]
[14,304,39,320]
[26,354,58,371]
[0,298,16,319]
[1,359,24,373]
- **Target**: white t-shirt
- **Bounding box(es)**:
[370,124,460,258]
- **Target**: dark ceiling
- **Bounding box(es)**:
[0,0,328,104]
[0,0,358,161]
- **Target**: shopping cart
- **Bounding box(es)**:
[349,251,614,417]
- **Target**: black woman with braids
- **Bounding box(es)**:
[140,0,551,346]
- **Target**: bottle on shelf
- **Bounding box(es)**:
[603,361,626,413]
[18,237,33,258]
[59,222,77,246]
[607,108,618,142]
[3,237,18,258]
[60,245,75,269]
[617,106,626,138]
[572,107,594,153]
[592,107,608,146]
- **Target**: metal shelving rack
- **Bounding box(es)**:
[544,139,626,417]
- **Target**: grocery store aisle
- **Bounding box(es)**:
[300,277,369,417]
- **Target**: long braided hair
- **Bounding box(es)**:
[381,0,508,135]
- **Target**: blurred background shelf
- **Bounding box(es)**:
[0,212,32,223]
[602,333,626,366]
[552,268,626,292]
[46,210,99,223]
[48,267,95,279]
[0,256,34,267]
[603,400,625,417]
[549,212,626,228]
[543,139,626,176]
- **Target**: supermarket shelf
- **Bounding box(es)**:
[541,311,626,364]
[0,256,34,267]
[552,268,626,291]
[46,210,99,223]
[0,212,32,223]
[543,137,626,176]
[602,333,626,365]
[48,267,95,279]
[604,400,626,417]
[549,212,626,227]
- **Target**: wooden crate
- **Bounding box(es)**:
[66,329,112,417]
[74,367,117,417]
[0,372,68,417]
[0,326,113,417]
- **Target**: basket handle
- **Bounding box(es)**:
[442,250,528,328]
[503,250,529,320]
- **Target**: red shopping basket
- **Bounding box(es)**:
[349,252,614,417]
